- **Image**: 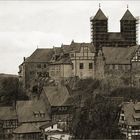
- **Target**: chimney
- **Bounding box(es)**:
[23,57,26,61]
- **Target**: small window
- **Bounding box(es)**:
[79,63,84,69]
[72,63,74,69]
[37,64,41,68]
[121,116,124,121]
[70,53,74,57]
[89,63,93,69]
[44,64,46,68]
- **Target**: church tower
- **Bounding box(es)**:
[90,8,108,52]
[120,9,137,47]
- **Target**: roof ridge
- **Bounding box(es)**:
[93,8,108,20]
[121,9,136,21]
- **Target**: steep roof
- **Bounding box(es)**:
[51,55,72,65]
[121,9,136,21]
[43,85,70,106]
[103,45,139,64]
[13,123,41,134]
[62,42,95,53]
[93,8,108,20]
[25,48,54,63]
[16,99,51,123]
[121,102,140,125]
[0,106,17,120]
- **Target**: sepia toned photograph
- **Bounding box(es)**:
[0,0,140,139]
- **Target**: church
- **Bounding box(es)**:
[18,8,140,90]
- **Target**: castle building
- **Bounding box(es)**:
[90,8,138,51]
[19,8,140,91]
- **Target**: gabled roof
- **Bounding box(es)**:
[50,56,72,65]
[103,45,139,64]
[120,102,140,125]
[16,99,51,123]
[62,42,95,53]
[0,106,17,120]
[25,48,54,63]
[93,8,108,20]
[43,85,70,106]
[121,9,136,21]
[13,123,41,134]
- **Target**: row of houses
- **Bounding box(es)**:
[0,83,73,140]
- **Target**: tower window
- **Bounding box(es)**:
[37,64,41,68]
[89,63,93,69]
[79,63,84,69]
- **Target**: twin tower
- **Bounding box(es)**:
[90,8,138,51]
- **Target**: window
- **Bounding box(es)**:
[44,64,46,68]
[89,63,93,69]
[72,63,74,69]
[121,116,124,121]
[70,53,74,57]
[79,63,84,69]
[37,64,41,68]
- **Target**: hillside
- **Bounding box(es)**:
[67,77,140,139]
[0,73,28,106]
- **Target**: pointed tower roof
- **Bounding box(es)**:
[121,9,136,21]
[93,8,108,20]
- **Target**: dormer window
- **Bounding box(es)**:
[40,111,45,117]
[33,111,39,118]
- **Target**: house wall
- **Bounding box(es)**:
[13,132,41,140]
[23,62,49,89]
[44,124,61,132]
[70,46,95,79]
[49,64,72,79]
[47,133,71,140]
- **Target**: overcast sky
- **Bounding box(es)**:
[0,1,140,74]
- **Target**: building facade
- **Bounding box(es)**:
[90,8,138,51]
[19,8,140,91]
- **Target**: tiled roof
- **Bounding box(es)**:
[103,45,139,64]
[51,55,72,65]
[92,8,108,20]
[62,42,95,53]
[134,102,140,110]
[16,99,51,123]
[25,48,54,63]
[121,102,140,125]
[53,47,62,55]
[121,9,136,21]
[13,123,41,134]
[0,106,17,120]
[43,85,70,106]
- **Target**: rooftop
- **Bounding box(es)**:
[13,123,41,134]
[43,85,70,106]
[0,106,17,120]
[92,8,108,20]
[25,48,54,63]
[121,101,140,125]
[103,45,139,64]
[121,9,136,21]
[16,99,51,123]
